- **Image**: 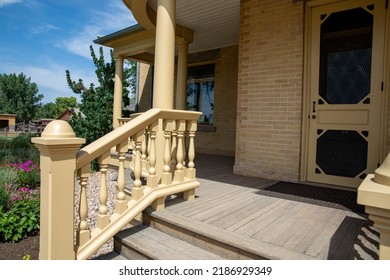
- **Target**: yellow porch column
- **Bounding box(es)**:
[176,40,188,110]
[358,154,390,260]
[153,0,176,109]
[32,121,85,259]
[113,56,124,129]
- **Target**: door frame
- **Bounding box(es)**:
[300,0,390,185]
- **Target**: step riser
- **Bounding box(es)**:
[114,238,152,260]
[142,212,265,260]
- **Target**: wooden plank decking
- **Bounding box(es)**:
[164,153,380,260]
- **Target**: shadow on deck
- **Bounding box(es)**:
[161,153,379,260]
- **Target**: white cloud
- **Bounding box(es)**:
[30,22,60,35]
[0,0,21,7]
[61,2,137,60]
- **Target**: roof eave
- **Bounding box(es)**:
[93,24,143,47]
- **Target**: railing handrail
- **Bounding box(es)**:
[76,108,201,169]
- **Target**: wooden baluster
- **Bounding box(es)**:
[132,131,144,201]
[77,165,91,247]
[141,128,148,171]
[94,152,110,233]
[170,121,177,171]
[186,120,197,179]
[115,141,128,216]
[182,132,187,170]
[174,120,186,182]
[147,122,159,188]
[183,120,197,201]
[147,129,152,159]
[161,120,174,185]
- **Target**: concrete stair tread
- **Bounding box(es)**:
[115,224,226,260]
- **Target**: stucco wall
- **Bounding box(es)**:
[234,0,304,182]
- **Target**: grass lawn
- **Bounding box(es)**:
[0,135,12,141]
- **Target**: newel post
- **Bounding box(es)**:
[32,120,85,260]
[358,153,390,260]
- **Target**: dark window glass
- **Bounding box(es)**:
[187,64,215,124]
[319,8,373,104]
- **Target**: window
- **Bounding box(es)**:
[187,64,215,125]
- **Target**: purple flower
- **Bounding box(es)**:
[18,187,31,194]
[21,160,32,172]
[11,194,21,201]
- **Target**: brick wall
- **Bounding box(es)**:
[136,47,239,156]
[234,0,304,182]
[195,45,239,156]
[138,63,153,112]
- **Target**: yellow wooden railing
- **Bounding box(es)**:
[32,108,202,260]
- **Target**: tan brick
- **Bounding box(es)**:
[234,0,304,182]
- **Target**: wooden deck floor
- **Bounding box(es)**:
[164,154,379,260]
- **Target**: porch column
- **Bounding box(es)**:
[358,154,390,260]
[153,0,176,109]
[113,56,124,129]
[176,40,188,110]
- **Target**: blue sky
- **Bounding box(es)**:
[0,0,137,103]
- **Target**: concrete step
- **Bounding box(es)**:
[114,224,226,260]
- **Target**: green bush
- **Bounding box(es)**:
[9,160,40,189]
[0,165,18,187]
[0,196,40,242]
[0,186,10,210]
[0,133,39,165]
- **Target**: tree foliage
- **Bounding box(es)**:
[54,96,78,116]
[66,46,134,145]
[0,73,43,122]
[36,102,57,119]
[36,97,78,119]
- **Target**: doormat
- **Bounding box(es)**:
[257,181,365,214]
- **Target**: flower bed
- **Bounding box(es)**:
[0,160,40,243]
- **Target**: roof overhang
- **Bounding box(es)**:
[94,0,240,63]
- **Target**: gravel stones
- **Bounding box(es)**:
[74,169,118,259]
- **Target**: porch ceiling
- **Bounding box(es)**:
[148,0,240,53]
[95,0,240,62]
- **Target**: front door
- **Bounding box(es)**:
[307,0,386,188]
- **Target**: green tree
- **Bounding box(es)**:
[66,46,134,145]
[0,73,44,122]
[36,102,57,119]
[55,96,78,116]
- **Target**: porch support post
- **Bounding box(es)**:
[113,56,124,129]
[176,39,188,110]
[358,153,390,260]
[153,0,176,109]
[32,121,85,260]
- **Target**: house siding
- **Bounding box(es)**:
[234,0,304,181]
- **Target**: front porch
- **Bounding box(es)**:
[105,153,379,260]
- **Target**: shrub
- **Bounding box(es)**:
[9,160,40,189]
[0,185,11,210]
[0,158,41,242]
[0,133,39,165]
[0,164,18,187]
[0,196,40,242]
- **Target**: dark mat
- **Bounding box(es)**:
[257,181,365,214]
